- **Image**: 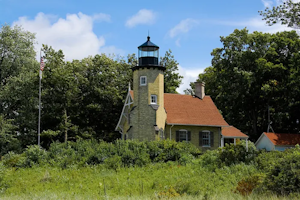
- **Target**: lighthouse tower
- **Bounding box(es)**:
[128,36,166,140]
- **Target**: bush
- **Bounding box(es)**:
[218,142,256,166]
[2,139,201,169]
[1,151,25,168]
[254,150,284,172]
[23,145,47,167]
[104,155,122,170]
[263,146,300,195]
[198,149,219,170]
[234,174,265,196]
[0,163,7,192]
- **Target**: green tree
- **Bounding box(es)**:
[0,115,20,156]
[195,29,300,139]
[160,50,183,93]
[259,0,300,29]
[0,25,36,87]
[41,45,84,144]
[0,24,39,148]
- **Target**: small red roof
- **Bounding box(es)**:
[222,126,248,138]
[264,132,300,146]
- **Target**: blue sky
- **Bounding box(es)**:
[0,0,294,93]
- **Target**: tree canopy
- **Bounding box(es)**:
[0,24,183,154]
[260,0,300,29]
[197,28,300,139]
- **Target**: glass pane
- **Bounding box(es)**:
[179,131,187,141]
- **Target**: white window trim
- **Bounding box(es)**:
[150,95,157,104]
[202,130,211,147]
[179,129,188,142]
[140,76,147,86]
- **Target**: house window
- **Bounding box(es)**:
[202,131,210,147]
[140,76,147,86]
[151,95,157,104]
[176,130,191,142]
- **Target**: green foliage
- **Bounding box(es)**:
[218,143,257,166]
[0,116,21,156]
[104,155,122,170]
[0,24,37,151]
[160,49,183,93]
[195,29,300,139]
[1,152,25,168]
[263,146,300,195]
[0,163,6,192]
[23,145,47,167]
[259,0,300,29]
[254,150,284,172]
[2,140,200,169]
[0,161,259,199]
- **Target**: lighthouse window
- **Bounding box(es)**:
[140,76,147,86]
[151,95,157,104]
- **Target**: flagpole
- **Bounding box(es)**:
[38,49,42,146]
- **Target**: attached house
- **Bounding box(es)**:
[115,36,249,151]
[255,132,300,151]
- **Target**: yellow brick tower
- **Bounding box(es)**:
[128,36,166,140]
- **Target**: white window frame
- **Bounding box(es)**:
[179,129,188,142]
[202,130,211,147]
[140,76,147,86]
[150,95,157,104]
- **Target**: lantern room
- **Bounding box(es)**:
[138,36,159,66]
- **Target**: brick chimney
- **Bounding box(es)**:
[194,82,205,99]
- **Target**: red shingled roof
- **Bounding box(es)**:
[222,126,248,138]
[264,132,300,146]
[164,93,228,126]
[130,91,228,126]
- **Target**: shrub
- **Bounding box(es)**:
[234,174,265,196]
[23,145,47,167]
[218,142,256,166]
[1,151,25,168]
[104,155,122,170]
[198,149,219,170]
[254,150,284,172]
[2,139,201,169]
[263,146,300,195]
[0,162,7,192]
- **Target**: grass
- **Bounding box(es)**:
[1,161,294,200]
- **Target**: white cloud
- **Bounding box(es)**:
[125,9,156,28]
[169,18,199,38]
[13,12,123,61]
[176,65,205,94]
[262,0,273,7]
[212,16,293,33]
[92,13,111,22]
[175,38,181,47]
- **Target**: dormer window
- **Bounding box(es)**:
[140,76,147,86]
[151,95,157,104]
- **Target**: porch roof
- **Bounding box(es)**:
[222,126,248,138]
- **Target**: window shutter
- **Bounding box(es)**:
[210,132,214,147]
[188,131,191,141]
[199,131,203,146]
[176,131,179,142]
